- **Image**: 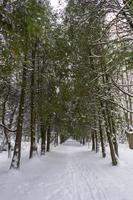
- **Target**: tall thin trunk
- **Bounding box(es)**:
[105,74,118,165]
[121,72,129,127]
[95,130,99,153]
[105,105,118,166]
[54,132,58,147]
[2,93,9,149]
[41,123,46,155]
[110,115,119,157]
[29,44,37,158]
[91,132,95,151]
[10,67,27,169]
[99,119,106,158]
[82,137,85,145]
[126,71,132,127]
[101,101,118,166]
[47,125,51,152]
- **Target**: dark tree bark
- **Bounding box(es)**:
[41,123,46,155]
[29,44,37,159]
[105,105,118,166]
[82,137,85,145]
[99,119,106,158]
[100,100,118,166]
[110,115,119,157]
[102,73,118,165]
[47,125,51,152]
[10,67,27,169]
[95,130,99,153]
[2,92,9,151]
[91,131,95,151]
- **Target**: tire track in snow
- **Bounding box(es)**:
[70,154,109,200]
[67,157,96,200]
[77,163,109,200]
[67,163,82,200]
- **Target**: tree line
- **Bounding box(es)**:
[0,0,133,169]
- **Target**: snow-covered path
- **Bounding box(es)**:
[1,140,133,200]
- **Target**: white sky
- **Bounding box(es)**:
[50,0,66,10]
[50,0,59,8]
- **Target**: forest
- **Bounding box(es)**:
[0,0,133,199]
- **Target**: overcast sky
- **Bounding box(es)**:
[50,0,66,10]
[50,0,59,8]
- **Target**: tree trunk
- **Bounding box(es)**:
[101,101,118,166]
[103,73,118,165]
[2,90,10,153]
[91,132,95,151]
[41,123,46,155]
[29,44,37,159]
[82,137,85,145]
[110,115,119,157]
[105,105,118,166]
[47,125,51,152]
[95,130,99,153]
[54,132,59,147]
[99,119,106,158]
[10,67,27,169]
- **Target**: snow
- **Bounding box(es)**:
[0,140,133,200]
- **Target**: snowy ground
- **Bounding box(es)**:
[0,140,133,200]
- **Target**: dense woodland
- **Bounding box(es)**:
[0,0,133,169]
